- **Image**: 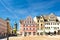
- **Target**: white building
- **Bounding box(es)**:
[34,13,60,35]
[44,13,60,34]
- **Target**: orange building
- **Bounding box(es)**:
[20,16,37,36]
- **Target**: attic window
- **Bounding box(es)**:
[44,19,47,22]
[56,19,59,22]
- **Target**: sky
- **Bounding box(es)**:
[0,0,60,30]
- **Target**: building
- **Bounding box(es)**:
[34,16,45,35]
[0,18,12,37]
[0,18,7,37]
[44,13,60,34]
[20,16,37,36]
[34,13,60,35]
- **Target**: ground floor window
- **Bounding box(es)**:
[54,31,56,35]
[37,33,39,35]
[58,30,60,35]
[29,32,31,35]
[33,32,35,35]
[24,32,27,36]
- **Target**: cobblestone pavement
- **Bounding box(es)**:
[9,35,60,40]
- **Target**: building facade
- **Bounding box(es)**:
[0,18,7,37]
[20,16,37,36]
[44,13,60,34]
[0,18,12,37]
[34,16,45,35]
[34,13,60,35]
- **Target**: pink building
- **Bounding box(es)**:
[20,16,37,36]
[0,18,12,37]
[0,18,7,36]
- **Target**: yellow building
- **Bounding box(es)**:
[34,16,45,35]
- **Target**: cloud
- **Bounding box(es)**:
[0,0,13,13]
[0,0,60,30]
[0,0,18,18]
[0,0,59,16]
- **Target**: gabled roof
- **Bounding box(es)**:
[20,16,37,25]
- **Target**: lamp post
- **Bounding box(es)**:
[6,18,10,40]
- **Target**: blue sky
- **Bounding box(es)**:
[0,0,60,30]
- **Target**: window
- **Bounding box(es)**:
[33,32,35,35]
[24,28,25,30]
[45,23,50,25]
[44,19,47,22]
[37,20,39,23]
[38,24,39,26]
[41,24,42,26]
[54,27,58,29]
[56,19,59,22]
[37,33,39,35]
[24,24,27,27]
[30,28,31,30]
[54,27,56,29]
[45,27,50,29]
[49,27,50,29]
[57,23,59,25]
[33,28,35,30]
[24,32,27,36]
[25,25,26,26]
[29,32,31,35]
[26,28,28,30]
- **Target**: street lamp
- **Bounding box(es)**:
[6,18,10,40]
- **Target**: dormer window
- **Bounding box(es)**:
[44,19,47,22]
[56,19,59,22]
